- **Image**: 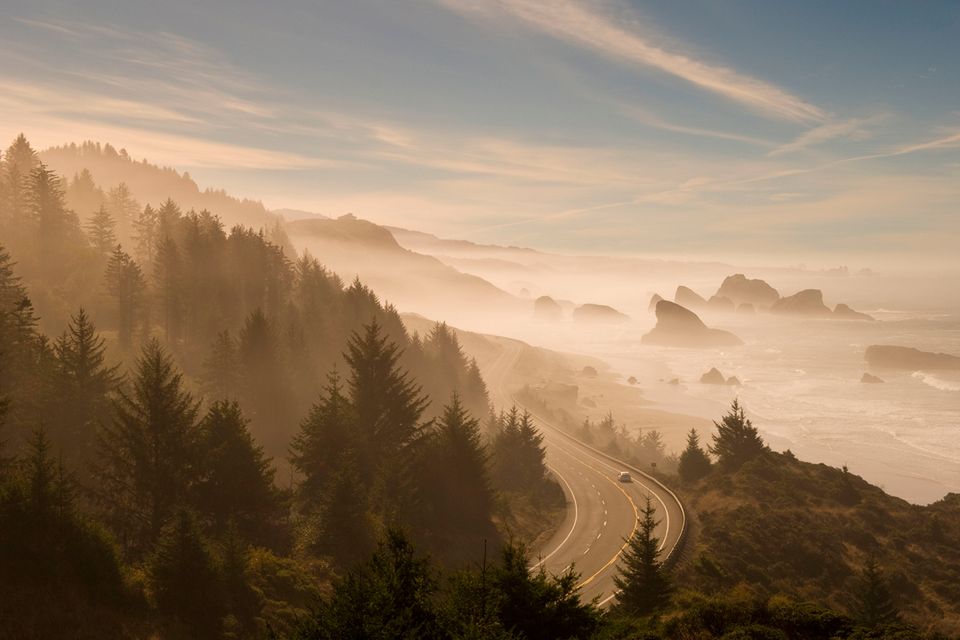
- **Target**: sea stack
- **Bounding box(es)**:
[715,274,780,309]
[533,296,563,321]
[641,301,742,348]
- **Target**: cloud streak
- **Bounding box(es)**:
[440,0,826,122]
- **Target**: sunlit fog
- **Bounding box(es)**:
[1,1,958,638]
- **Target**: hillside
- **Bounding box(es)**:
[677,451,960,635]
[287,215,521,323]
[41,141,279,231]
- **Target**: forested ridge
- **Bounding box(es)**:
[1,134,955,639]
[0,134,559,638]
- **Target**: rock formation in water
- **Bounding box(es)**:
[715,274,781,309]
[708,295,735,314]
[700,367,726,384]
[861,373,885,383]
[674,286,708,310]
[726,376,742,386]
[581,365,598,378]
[642,300,742,348]
[533,295,563,321]
[833,303,874,321]
[573,303,629,323]
[770,289,833,317]
[865,345,960,370]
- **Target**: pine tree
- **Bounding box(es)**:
[104,245,147,350]
[154,236,183,344]
[290,369,355,509]
[200,330,240,400]
[133,203,158,264]
[516,409,547,489]
[106,183,139,243]
[345,319,428,508]
[195,400,281,545]
[613,496,672,616]
[416,394,498,562]
[678,428,712,483]
[96,339,201,557]
[85,205,117,257]
[709,399,766,470]
[49,308,121,474]
[309,529,441,638]
[149,508,225,639]
[853,556,899,628]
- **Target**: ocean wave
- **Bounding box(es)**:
[912,371,960,392]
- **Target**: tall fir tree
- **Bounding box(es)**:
[106,183,139,244]
[709,399,767,470]
[678,428,712,483]
[149,508,225,639]
[853,556,899,628]
[195,400,282,546]
[613,496,672,616]
[345,319,428,511]
[49,308,121,476]
[200,330,241,401]
[104,245,147,350]
[84,205,117,257]
[96,339,201,557]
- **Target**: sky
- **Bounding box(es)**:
[1,0,958,266]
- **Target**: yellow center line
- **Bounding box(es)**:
[570,453,640,589]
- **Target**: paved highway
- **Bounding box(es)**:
[484,338,686,607]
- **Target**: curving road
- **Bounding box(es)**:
[484,338,686,607]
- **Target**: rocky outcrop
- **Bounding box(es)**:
[861,373,885,383]
[573,303,629,323]
[708,295,735,313]
[865,345,960,370]
[581,366,598,378]
[675,286,708,310]
[770,289,832,317]
[641,301,742,348]
[737,303,756,315]
[648,293,664,312]
[726,376,742,386]
[715,274,780,309]
[834,304,874,321]
[533,296,562,321]
[700,367,726,384]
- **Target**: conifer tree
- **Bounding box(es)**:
[133,203,158,264]
[200,330,240,400]
[416,394,498,561]
[305,528,440,639]
[345,319,428,506]
[516,408,547,488]
[49,308,121,474]
[85,205,117,257]
[709,399,766,470]
[853,556,899,628]
[104,245,147,350]
[290,369,355,510]
[106,183,139,243]
[154,236,183,344]
[96,339,201,556]
[149,508,225,639]
[678,428,712,483]
[195,400,281,545]
[613,496,672,616]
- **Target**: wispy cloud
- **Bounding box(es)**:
[614,102,774,146]
[769,115,886,156]
[440,0,825,123]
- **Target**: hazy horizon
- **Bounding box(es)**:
[2,0,958,267]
